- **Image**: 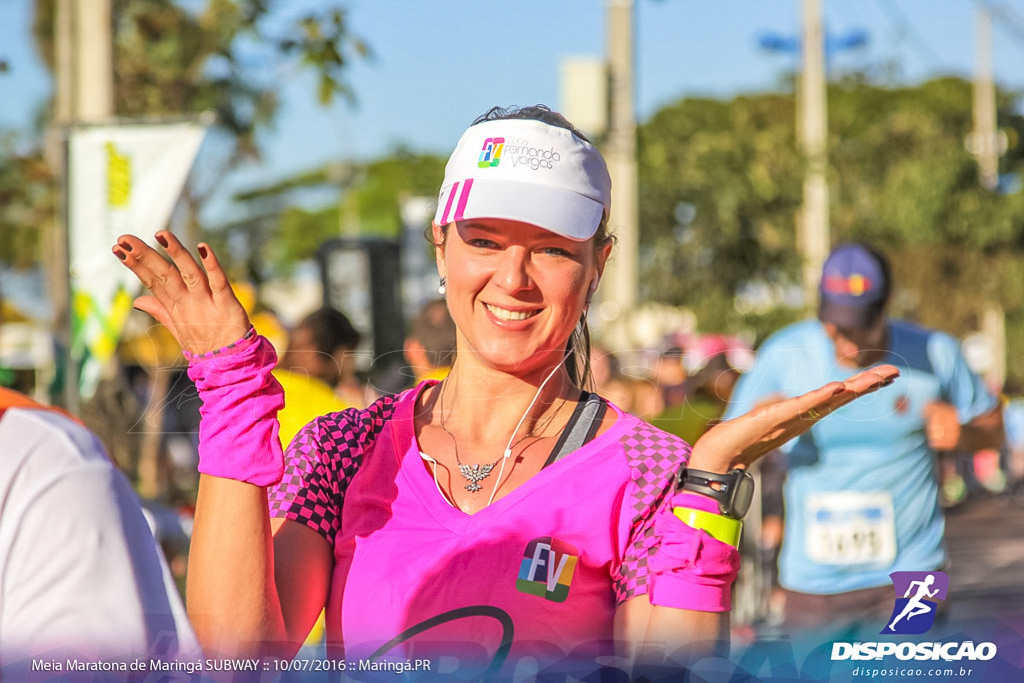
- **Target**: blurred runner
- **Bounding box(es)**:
[651,335,751,445]
[1002,388,1024,490]
[271,307,362,648]
[588,343,634,409]
[374,298,457,395]
[405,298,457,383]
[724,242,1003,638]
[654,345,687,417]
[274,306,362,447]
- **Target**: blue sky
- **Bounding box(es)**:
[3,0,1024,223]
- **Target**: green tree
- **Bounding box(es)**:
[0,135,54,267]
[638,76,1024,382]
[638,92,804,335]
[218,148,446,279]
[0,0,368,268]
[31,0,365,152]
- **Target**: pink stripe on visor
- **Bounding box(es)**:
[439,181,459,225]
[452,178,473,222]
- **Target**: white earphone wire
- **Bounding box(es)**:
[486,299,592,508]
[485,347,572,507]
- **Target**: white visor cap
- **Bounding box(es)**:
[433,118,612,241]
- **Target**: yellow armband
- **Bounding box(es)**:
[673,507,743,548]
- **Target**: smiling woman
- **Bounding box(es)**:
[437,218,600,380]
[111,104,898,678]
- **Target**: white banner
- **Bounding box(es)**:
[68,121,206,397]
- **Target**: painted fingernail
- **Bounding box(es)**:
[155,234,169,248]
[113,248,127,261]
[198,244,208,259]
[118,241,133,252]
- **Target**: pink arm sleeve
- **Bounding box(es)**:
[647,492,741,611]
[186,334,285,486]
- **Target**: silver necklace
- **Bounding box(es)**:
[438,379,562,493]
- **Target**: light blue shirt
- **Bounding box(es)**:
[1003,398,1024,451]
[725,319,998,594]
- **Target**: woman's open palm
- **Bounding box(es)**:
[691,364,901,471]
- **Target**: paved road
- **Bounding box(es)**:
[944,487,1024,621]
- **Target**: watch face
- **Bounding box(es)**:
[676,466,755,519]
[728,471,756,518]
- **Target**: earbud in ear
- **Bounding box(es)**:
[585,276,599,306]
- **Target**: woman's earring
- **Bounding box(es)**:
[438,277,447,295]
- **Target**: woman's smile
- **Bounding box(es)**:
[483,303,542,322]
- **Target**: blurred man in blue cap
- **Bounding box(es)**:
[724,242,1004,636]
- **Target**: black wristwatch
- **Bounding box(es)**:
[675,466,755,519]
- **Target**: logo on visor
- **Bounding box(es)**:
[516,537,578,603]
[881,571,949,635]
[478,137,505,168]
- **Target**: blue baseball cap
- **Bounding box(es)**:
[817,243,891,330]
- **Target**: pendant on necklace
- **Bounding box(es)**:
[458,462,496,492]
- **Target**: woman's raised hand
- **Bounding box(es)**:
[690,364,901,472]
[112,231,251,356]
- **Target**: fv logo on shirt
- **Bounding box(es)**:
[516,537,578,603]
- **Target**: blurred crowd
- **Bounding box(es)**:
[2,241,1022,659]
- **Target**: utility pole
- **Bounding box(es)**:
[48,0,114,412]
[798,0,829,307]
[603,0,639,324]
[971,5,1001,191]
[52,0,74,132]
[760,5,867,306]
[75,0,115,121]
[970,6,1007,393]
[51,0,114,126]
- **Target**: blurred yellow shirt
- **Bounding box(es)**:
[272,368,349,647]
[421,366,451,383]
[273,368,350,450]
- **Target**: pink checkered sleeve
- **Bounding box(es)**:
[612,421,691,603]
[612,421,740,611]
[267,392,400,543]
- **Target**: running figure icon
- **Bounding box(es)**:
[882,570,949,634]
[888,574,939,631]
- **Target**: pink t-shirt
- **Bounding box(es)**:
[268,381,735,675]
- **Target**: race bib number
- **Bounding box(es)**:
[804,491,896,566]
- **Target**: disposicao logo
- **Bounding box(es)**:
[831,570,998,664]
[882,570,949,635]
[516,537,578,603]
[478,137,505,168]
